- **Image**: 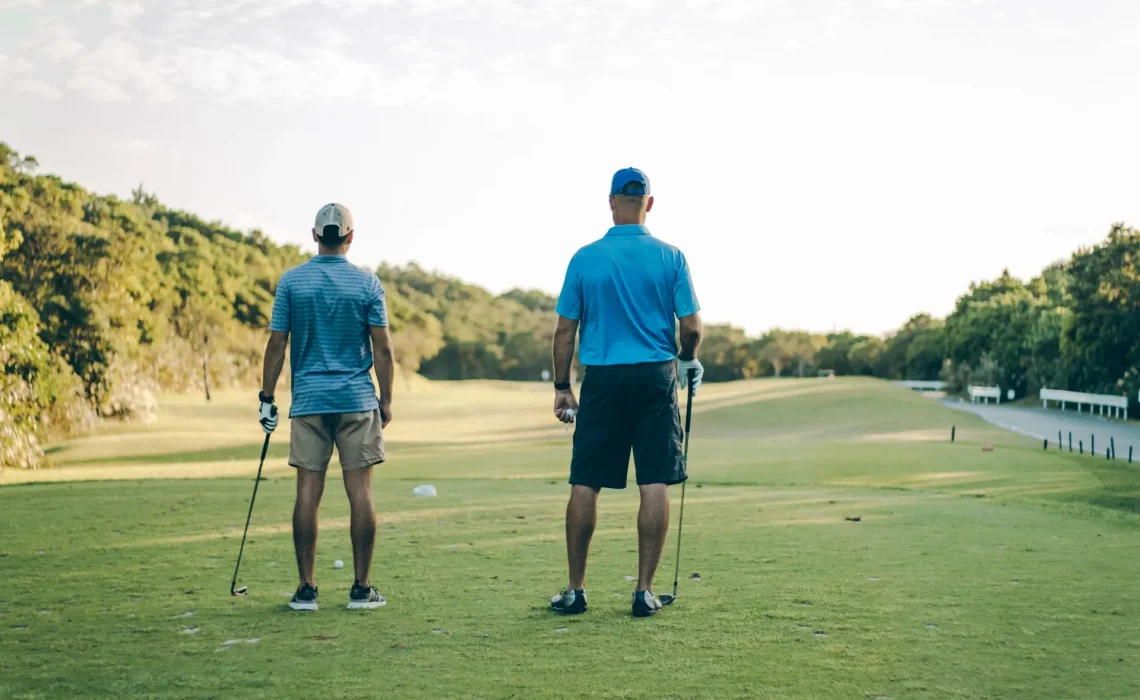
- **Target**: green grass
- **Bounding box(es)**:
[2,378,1139,699]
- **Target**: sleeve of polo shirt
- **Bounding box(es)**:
[673,251,700,318]
[555,256,582,321]
[367,276,389,327]
[268,272,291,333]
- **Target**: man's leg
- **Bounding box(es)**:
[294,467,327,587]
[342,466,376,586]
[566,484,600,590]
[630,361,687,615]
[636,483,669,592]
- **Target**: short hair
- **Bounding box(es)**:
[318,223,347,246]
[613,194,648,207]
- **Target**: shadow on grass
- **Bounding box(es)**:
[58,437,563,467]
[1057,459,1140,514]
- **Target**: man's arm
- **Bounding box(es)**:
[678,312,703,361]
[370,325,395,427]
[553,315,579,386]
[552,315,580,423]
[262,331,289,397]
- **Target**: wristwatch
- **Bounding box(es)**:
[554,381,571,391]
[258,391,274,403]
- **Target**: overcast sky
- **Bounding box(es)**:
[2,0,1138,336]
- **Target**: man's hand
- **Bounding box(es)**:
[258,392,279,434]
[379,400,393,428]
[554,389,579,424]
[677,358,705,395]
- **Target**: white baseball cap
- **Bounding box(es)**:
[314,203,353,240]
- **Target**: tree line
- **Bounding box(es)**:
[698,225,1138,404]
[1,141,1136,467]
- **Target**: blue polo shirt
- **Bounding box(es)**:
[556,225,700,366]
[269,255,389,417]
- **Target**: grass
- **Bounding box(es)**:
[2,377,1139,699]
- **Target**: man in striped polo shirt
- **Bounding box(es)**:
[258,202,394,612]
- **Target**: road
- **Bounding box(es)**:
[941,398,1140,461]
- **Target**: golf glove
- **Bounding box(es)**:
[258,392,278,434]
[677,358,704,395]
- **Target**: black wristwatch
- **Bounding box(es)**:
[554,381,571,391]
[258,391,274,404]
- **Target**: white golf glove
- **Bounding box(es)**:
[258,392,279,434]
[677,358,704,395]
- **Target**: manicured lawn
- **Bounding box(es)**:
[2,378,1138,698]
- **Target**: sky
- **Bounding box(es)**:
[1,0,1138,337]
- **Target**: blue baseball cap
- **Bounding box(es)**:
[610,167,650,196]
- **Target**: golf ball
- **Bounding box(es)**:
[333,559,344,569]
[565,409,575,419]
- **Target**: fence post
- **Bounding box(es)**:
[951,426,956,443]
[1068,432,1072,452]
[1043,439,1048,450]
[1110,437,1116,460]
[1091,435,1095,455]
[1079,440,1083,455]
[1130,446,1134,464]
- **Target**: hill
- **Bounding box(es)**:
[3,141,1137,469]
[0,143,563,468]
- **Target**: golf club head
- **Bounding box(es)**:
[659,593,676,606]
[231,585,248,597]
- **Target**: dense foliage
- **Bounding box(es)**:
[703,226,1139,403]
[0,143,306,467]
[2,142,1136,467]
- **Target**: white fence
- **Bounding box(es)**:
[968,385,1002,404]
[896,380,947,392]
[1040,388,1128,419]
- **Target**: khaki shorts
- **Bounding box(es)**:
[289,410,385,472]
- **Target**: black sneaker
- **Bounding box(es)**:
[632,590,662,618]
[347,583,386,610]
[550,588,587,614]
[289,583,319,611]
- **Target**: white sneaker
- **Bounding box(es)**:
[347,583,386,610]
[632,590,662,617]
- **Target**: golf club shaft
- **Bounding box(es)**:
[671,368,697,598]
[230,433,271,592]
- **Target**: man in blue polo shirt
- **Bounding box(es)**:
[258,202,395,612]
[549,168,704,618]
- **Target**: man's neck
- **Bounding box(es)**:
[612,219,646,227]
[317,246,348,257]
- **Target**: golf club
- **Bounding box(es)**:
[230,433,271,597]
[660,366,697,606]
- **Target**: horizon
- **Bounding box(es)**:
[2,0,1137,336]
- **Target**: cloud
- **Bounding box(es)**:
[66,75,133,102]
[13,79,62,99]
[0,55,36,79]
[40,27,86,63]
[0,0,43,8]
[875,0,955,10]
[108,0,146,26]
[0,55,57,99]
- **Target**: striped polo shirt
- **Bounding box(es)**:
[269,255,389,417]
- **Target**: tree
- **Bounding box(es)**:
[1061,224,1140,397]
[881,314,945,380]
[172,297,228,401]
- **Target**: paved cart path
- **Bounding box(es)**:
[942,398,1140,460]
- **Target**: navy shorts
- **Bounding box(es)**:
[569,361,686,490]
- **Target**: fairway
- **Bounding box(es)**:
[2,378,1139,699]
